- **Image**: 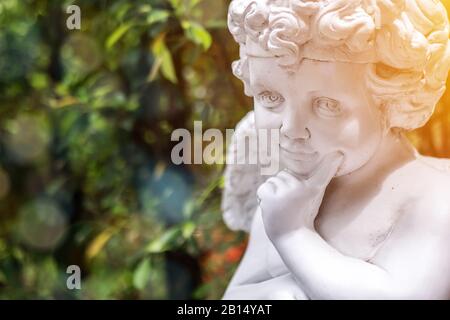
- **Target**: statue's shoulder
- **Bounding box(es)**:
[409,156,450,200]
[388,155,450,212]
[402,156,450,230]
[418,155,450,175]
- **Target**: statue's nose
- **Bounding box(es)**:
[279,97,312,140]
[280,113,311,141]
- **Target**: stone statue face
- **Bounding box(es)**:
[229,0,450,132]
[249,57,384,177]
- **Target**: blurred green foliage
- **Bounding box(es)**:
[1,0,449,300]
[0,0,249,299]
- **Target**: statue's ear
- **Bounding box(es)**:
[232,58,253,97]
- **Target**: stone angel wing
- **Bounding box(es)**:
[221,111,266,232]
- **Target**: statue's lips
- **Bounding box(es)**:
[280,146,319,162]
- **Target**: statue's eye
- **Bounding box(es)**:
[313,97,342,118]
[257,91,285,109]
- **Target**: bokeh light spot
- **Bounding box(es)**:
[17,198,68,250]
[4,114,50,165]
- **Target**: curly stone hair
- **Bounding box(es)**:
[228,0,450,130]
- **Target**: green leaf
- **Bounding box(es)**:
[138,4,152,14]
[150,35,177,83]
[147,9,170,25]
[116,3,132,20]
[169,0,182,10]
[106,23,133,49]
[182,221,196,239]
[182,199,195,219]
[145,227,182,253]
[181,20,212,51]
[218,175,225,189]
[30,72,49,90]
[133,258,151,290]
[169,0,200,15]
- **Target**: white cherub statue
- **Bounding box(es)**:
[221,0,450,299]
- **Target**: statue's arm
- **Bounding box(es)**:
[270,202,450,300]
[223,209,308,300]
[223,273,307,300]
[257,155,450,299]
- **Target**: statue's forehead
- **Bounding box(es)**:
[248,57,365,74]
[247,57,368,90]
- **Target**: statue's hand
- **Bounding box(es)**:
[257,151,343,241]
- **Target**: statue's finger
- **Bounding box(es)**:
[308,151,344,187]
